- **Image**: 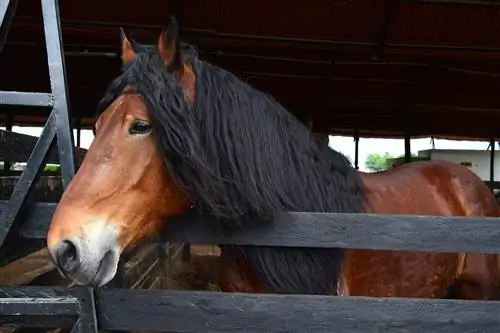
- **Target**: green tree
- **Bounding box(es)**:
[364,152,394,171]
[44,163,61,173]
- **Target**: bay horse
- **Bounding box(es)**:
[46,17,500,299]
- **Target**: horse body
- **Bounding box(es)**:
[351,161,499,298]
[217,160,500,299]
[45,16,500,300]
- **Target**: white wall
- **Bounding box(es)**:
[418,149,500,181]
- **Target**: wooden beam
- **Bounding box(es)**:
[2,285,500,332]
[11,202,500,254]
[0,248,54,285]
[95,288,500,332]
[373,0,398,61]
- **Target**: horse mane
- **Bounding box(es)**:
[97,40,367,295]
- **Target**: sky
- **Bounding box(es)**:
[9,126,491,172]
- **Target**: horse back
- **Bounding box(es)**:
[358,160,500,299]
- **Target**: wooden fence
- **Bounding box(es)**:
[2,201,500,332]
[0,176,63,202]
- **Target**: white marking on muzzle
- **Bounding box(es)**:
[68,219,122,286]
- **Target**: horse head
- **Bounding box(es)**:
[47,17,196,286]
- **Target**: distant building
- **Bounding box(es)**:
[417,149,499,183]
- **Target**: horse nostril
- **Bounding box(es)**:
[56,240,80,274]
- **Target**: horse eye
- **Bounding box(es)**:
[129,121,152,135]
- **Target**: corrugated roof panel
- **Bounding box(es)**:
[194,0,390,41]
[5,0,500,138]
[389,2,500,47]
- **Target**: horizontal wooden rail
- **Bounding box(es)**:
[0,286,81,329]
[5,202,500,254]
[3,286,500,332]
[98,289,500,332]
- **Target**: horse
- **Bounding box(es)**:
[46,16,500,299]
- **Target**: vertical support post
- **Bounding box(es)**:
[3,111,13,174]
[401,67,428,164]
[490,139,495,188]
[76,118,81,147]
[404,136,411,163]
[402,86,418,164]
[354,132,359,170]
[403,102,412,163]
[41,0,75,188]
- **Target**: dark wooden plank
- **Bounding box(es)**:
[3,286,500,332]
[10,203,500,254]
[0,286,79,329]
[0,297,78,316]
[0,286,78,299]
[8,202,56,239]
[0,129,59,165]
[0,175,64,202]
[164,210,500,254]
[0,129,87,165]
[96,289,500,333]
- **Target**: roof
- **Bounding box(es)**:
[418,148,499,154]
[2,0,500,139]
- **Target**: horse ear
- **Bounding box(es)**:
[157,16,182,70]
[120,28,136,65]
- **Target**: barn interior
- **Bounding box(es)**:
[3,0,500,139]
[1,0,500,296]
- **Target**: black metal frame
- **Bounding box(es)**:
[0,0,75,257]
[0,1,97,332]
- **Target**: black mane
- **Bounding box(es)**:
[97,42,367,295]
